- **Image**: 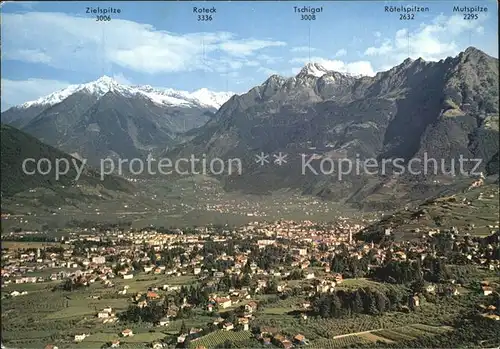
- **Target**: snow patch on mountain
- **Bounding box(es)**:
[18,76,235,110]
[20,85,82,109]
[299,63,330,78]
[191,88,235,109]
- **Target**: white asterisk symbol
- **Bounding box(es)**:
[255,152,270,166]
[273,152,288,166]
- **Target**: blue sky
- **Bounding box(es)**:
[1,0,498,110]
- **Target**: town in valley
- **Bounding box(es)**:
[2,190,499,348]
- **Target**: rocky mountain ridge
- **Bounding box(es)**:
[168,47,499,208]
[1,77,235,165]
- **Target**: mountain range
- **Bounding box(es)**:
[1,76,234,165]
[2,47,499,208]
[168,47,499,208]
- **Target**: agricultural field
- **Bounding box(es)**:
[307,324,453,348]
[311,335,372,348]
[82,330,167,345]
[188,330,253,348]
[358,332,395,344]
[372,324,453,343]
[374,329,420,342]
[261,306,293,315]
[0,272,199,348]
[110,274,196,293]
[410,323,454,335]
[165,314,215,333]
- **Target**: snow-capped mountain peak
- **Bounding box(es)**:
[299,63,330,78]
[19,85,80,109]
[190,88,235,108]
[95,75,118,85]
[19,76,131,108]
[18,76,235,110]
[79,75,136,97]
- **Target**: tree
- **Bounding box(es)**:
[163,296,170,312]
[242,261,251,274]
[411,279,426,294]
[366,292,379,315]
[287,269,304,280]
[241,273,252,287]
[352,290,364,314]
[433,259,450,283]
[331,255,346,273]
[348,258,360,278]
[330,293,342,318]
[387,287,402,310]
[179,320,187,335]
[375,291,387,313]
[318,296,331,318]
[266,279,278,294]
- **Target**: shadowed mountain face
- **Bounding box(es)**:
[168,47,499,207]
[20,91,179,164]
[0,124,134,200]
